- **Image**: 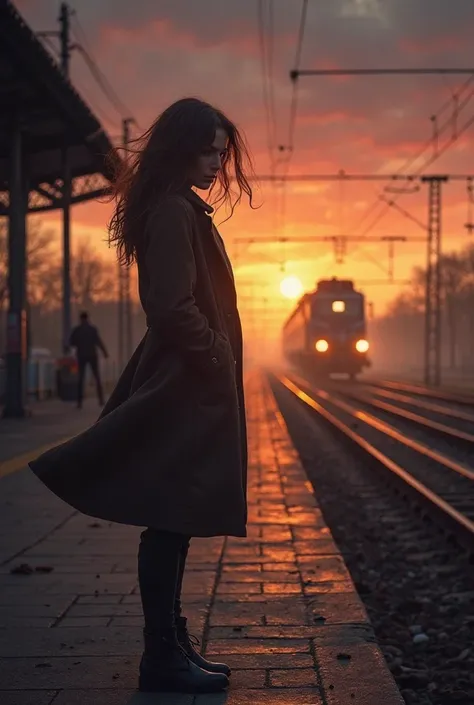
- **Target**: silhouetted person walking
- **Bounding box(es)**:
[29,98,255,694]
[69,312,108,408]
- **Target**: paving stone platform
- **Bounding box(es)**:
[0,397,101,478]
[0,371,403,704]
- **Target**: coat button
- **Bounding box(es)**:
[211,356,218,364]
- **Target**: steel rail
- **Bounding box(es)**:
[276,373,474,549]
[354,385,474,424]
[374,380,474,406]
[336,388,474,446]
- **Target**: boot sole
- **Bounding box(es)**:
[184,654,231,677]
[138,674,229,693]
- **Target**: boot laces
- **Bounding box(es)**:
[178,620,200,649]
[188,632,200,648]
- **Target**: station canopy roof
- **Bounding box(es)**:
[0,0,118,193]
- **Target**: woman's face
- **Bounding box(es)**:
[188,127,228,190]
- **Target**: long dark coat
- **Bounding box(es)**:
[29,190,248,538]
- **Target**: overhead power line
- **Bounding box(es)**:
[285,58,474,241]
[257,0,277,176]
[276,0,308,237]
[73,45,132,119]
[358,91,474,238]
[71,10,143,130]
[282,0,308,172]
[351,80,474,237]
[38,6,142,132]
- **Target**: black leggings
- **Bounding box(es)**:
[138,528,190,633]
[77,356,104,405]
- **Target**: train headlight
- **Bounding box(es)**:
[315,339,329,353]
[355,339,369,353]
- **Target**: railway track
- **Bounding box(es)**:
[330,379,474,450]
[275,371,474,551]
[362,379,474,407]
[271,370,474,704]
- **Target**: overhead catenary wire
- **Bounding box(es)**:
[358,94,474,239]
[277,0,309,237]
[256,0,280,244]
[247,10,474,284]
[37,31,122,129]
[71,10,143,132]
[74,45,132,119]
[352,75,474,237]
[257,0,277,176]
[353,78,474,234]
[265,0,277,171]
[280,0,308,179]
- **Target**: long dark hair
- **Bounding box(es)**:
[108,97,256,266]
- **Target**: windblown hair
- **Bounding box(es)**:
[108,97,256,266]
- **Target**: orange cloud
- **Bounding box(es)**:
[99,18,263,56]
[12,0,474,333]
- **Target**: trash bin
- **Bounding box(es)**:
[56,355,78,402]
[27,348,55,400]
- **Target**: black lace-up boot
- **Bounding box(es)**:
[176,616,231,677]
[138,528,229,693]
[139,627,229,693]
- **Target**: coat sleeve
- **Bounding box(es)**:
[144,196,233,375]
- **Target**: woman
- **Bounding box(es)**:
[29,97,255,693]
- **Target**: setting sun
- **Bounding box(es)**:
[279,276,303,299]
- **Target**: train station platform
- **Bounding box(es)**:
[0,371,403,704]
[0,398,101,488]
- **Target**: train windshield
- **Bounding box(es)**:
[313,297,363,317]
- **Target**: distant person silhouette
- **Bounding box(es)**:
[69,311,108,408]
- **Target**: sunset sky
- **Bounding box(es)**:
[16,0,474,349]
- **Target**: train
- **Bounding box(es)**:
[282,277,370,378]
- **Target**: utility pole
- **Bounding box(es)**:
[422,176,448,387]
[2,119,28,418]
[59,2,72,352]
[381,236,407,282]
[59,2,70,76]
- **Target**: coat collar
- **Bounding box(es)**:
[179,188,235,286]
[181,188,214,215]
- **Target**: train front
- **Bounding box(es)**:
[309,279,370,377]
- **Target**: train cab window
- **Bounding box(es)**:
[313,298,363,317]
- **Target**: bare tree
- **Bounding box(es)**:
[0,219,62,311]
[71,237,116,314]
[373,243,474,375]
[1,222,121,356]
[27,221,62,310]
[386,265,425,317]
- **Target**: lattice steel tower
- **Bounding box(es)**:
[422,176,448,386]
